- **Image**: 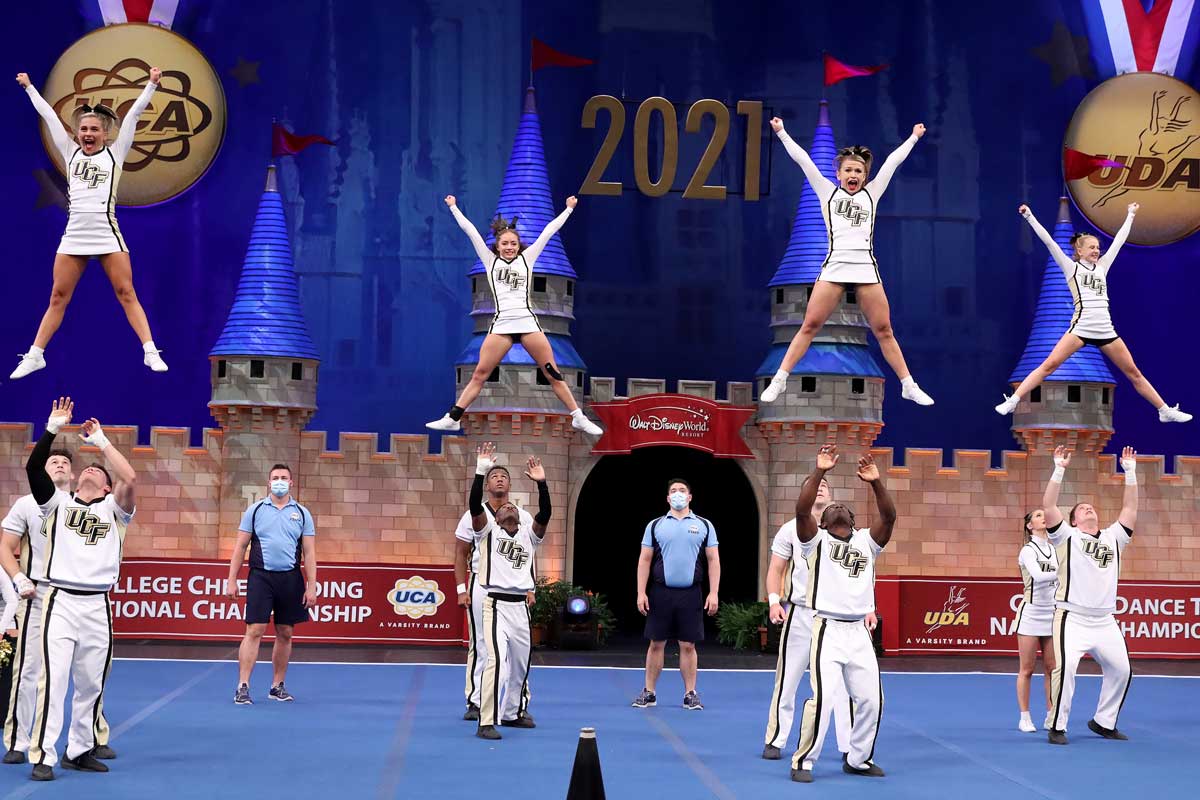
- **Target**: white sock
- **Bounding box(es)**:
[773,369,788,382]
[1020,710,1032,722]
[901,375,916,388]
[571,408,584,419]
[143,340,158,353]
[27,345,44,357]
[1158,403,1169,411]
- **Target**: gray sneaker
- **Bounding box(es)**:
[683,690,703,710]
[234,683,252,705]
[631,688,657,708]
[268,682,295,702]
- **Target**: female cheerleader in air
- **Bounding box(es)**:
[996,203,1190,422]
[11,70,167,379]
[426,195,603,435]
[1014,508,1057,733]
[761,117,934,406]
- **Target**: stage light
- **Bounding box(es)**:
[559,594,597,649]
[566,595,591,618]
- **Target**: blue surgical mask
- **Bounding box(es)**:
[669,492,688,511]
[270,480,290,497]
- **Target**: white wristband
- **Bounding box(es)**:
[86,431,111,451]
[475,460,493,476]
[1124,471,1137,485]
[1051,466,1065,483]
[768,593,781,606]
[456,583,468,595]
[46,418,63,435]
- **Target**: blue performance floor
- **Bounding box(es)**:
[0,659,1196,799]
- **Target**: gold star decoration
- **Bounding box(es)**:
[1031,21,1096,87]
[229,57,261,88]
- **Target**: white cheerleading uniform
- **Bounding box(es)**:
[764,519,851,754]
[26,81,157,256]
[792,527,884,772]
[455,503,534,708]
[1015,537,1058,637]
[776,129,917,285]
[450,205,572,335]
[1023,209,1134,341]
[29,489,133,768]
[1046,520,1132,733]
[473,516,542,728]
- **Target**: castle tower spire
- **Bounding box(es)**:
[1009,197,1116,453]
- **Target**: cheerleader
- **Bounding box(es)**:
[1014,509,1057,733]
[10,70,167,379]
[996,204,1190,422]
[761,118,934,407]
[427,195,602,435]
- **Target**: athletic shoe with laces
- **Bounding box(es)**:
[1048,728,1068,745]
[143,349,168,372]
[842,753,885,777]
[995,394,1019,415]
[1088,719,1128,740]
[500,712,536,728]
[3,749,27,764]
[571,414,603,436]
[463,703,480,721]
[9,352,45,380]
[1018,717,1037,733]
[790,767,813,783]
[631,688,657,708]
[426,414,461,432]
[269,682,295,702]
[760,376,787,404]
[62,750,108,772]
[30,764,53,781]
[92,744,116,759]
[1159,404,1192,423]
[476,725,502,740]
[901,382,935,406]
[762,744,781,760]
[234,683,253,705]
[682,690,703,710]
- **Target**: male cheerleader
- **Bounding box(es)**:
[468,443,550,740]
[790,445,895,783]
[25,397,136,781]
[1043,445,1136,745]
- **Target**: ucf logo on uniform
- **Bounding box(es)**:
[65,507,111,545]
[494,267,526,291]
[72,159,110,189]
[832,197,869,226]
[829,541,869,577]
[1083,539,1115,568]
[497,538,529,569]
[1079,273,1106,296]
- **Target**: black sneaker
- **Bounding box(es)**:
[234,683,252,705]
[500,712,536,729]
[631,688,657,708]
[92,745,116,760]
[790,767,813,782]
[31,764,53,781]
[842,753,885,777]
[762,744,781,760]
[62,751,108,772]
[3,750,27,764]
[463,703,480,721]
[1088,719,1129,740]
[1048,729,1068,745]
[476,725,502,740]
[683,690,703,710]
[268,682,295,702]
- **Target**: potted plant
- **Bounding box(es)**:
[531,578,618,648]
[716,601,769,650]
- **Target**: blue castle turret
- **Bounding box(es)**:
[1009,197,1115,453]
[454,87,587,415]
[210,165,320,420]
[756,101,884,438]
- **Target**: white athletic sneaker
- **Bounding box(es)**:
[995,394,1019,415]
[1019,717,1037,733]
[9,351,46,380]
[901,382,935,406]
[425,414,461,432]
[143,349,169,373]
[571,414,603,436]
[1158,404,1192,423]
[760,376,787,403]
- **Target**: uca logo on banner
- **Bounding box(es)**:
[589,393,756,458]
[41,22,226,206]
[387,576,446,620]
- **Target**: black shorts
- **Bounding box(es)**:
[246,568,308,626]
[644,583,704,643]
[1074,334,1119,347]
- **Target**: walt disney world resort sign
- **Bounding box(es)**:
[588,393,755,458]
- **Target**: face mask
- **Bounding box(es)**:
[669,492,688,511]
[270,480,290,497]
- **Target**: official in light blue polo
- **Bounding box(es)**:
[225,464,317,706]
[633,478,720,711]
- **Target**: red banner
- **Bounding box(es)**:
[110,559,462,645]
[875,577,1200,659]
[589,393,756,458]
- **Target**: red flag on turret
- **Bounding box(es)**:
[532,38,594,71]
[823,53,888,86]
[272,123,334,157]
[1063,147,1129,181]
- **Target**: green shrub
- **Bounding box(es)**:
[531,578,616,647]
[716,601,769,650]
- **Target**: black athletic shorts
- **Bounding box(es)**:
[246,568,308,626]
[644,583,704,643]
[1073,334,1119,348]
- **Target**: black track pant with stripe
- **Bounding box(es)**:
[1049,609,1131,732]
[28,589,113,767]
[478,594,532,728]
[791,617,882,772]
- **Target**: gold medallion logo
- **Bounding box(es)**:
[41,23,226,206]
[1064,72,1200,246]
